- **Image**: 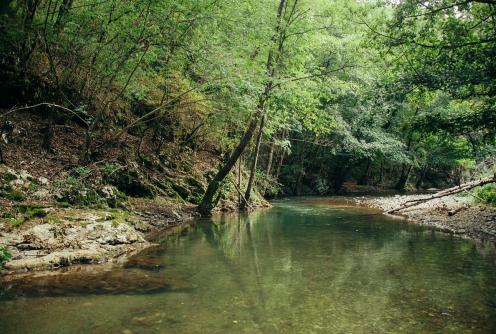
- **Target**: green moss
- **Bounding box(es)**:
[28,180,40,192]
[7,217,25,227]
[2,188,24,201]
[58,188,106,207]
[54,201,71,208]
[108,209,130,226]
[47,214,63,224]
[16,204,47,219]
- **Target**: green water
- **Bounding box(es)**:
[1,198,496,333]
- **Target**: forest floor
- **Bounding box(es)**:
[0,110,268,275]
[355,194,496,242]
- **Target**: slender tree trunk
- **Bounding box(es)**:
[396,164,412,191]
[416,165,428,189]
[294,143,305,195]
[242,115,266,208]
[53,0,73,32]
[275,129,288,179]
[198,0,287,216]
[377,160,384,186]
[42,107,54,152]
[198,114,262,215]
[266,137,276,176]
[20,0,40,75]
[357,160,371,185]
[237,155,242,208]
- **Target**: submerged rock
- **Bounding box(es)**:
[1,266,170,297]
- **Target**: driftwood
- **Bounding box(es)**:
[387,174,496,214]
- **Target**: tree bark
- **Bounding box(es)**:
[198,114,262,215]
[242,114,266,209]
[357,160,371,185]
[198,0,287,216]
[266,137,276,176]
[416,165,428,189]
[395,164,412,191]
[237,154,242,208]
[275,129,288,179]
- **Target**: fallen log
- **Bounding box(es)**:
[387,174,496,214]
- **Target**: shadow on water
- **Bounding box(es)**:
[1,197,496,334]
[0,245,199,299]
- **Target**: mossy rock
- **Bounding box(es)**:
[98,186,128,208]
[172,183,191,200]
[103,168,154,198]
[16,204,47,218]
[57,188,106,207]
[186,176,206,192]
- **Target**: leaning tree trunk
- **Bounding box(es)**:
[198,113,262,215]
[242,115,266,209]
[198,0,287,216]
[388,174,496,214]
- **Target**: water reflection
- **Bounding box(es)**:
[0,199,495,334]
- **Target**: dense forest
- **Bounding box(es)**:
[0,0,495,216]
[1,2,496,332]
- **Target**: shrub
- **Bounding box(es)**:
[473,184,496,206]
[1,186,24,201]
[0,247,12,266]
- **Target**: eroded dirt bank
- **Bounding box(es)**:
[355,194,496,242]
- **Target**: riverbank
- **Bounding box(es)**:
[0,197,199,275]
[355,194,496,242]
[0,109,268,275]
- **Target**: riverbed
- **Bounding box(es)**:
[1,198,495,333]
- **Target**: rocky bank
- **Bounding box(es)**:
[356,194,496,242]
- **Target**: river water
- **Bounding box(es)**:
[1,198,495,333]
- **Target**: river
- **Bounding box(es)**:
[1,198,495,333]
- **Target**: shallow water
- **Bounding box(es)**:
[1,198,496,333]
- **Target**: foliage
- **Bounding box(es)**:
[473,184,496,206]
[0,0,494,203]
[0,247,12,266]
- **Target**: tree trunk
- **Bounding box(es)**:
[41,107,54,152]
[388,174,496,214]
[357,160,371,185]
[416,165,428,189]
[198,0,287,216]
[20,0,40,75]
[377,160,384,186]
[54,0,73,32]
[242,114,265,209]
[266,137,276,176]
[396,164,412,191]
[294,142,305,195]
[198,114,262,215]
[275,129,288,179]
[237,155,242,208]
